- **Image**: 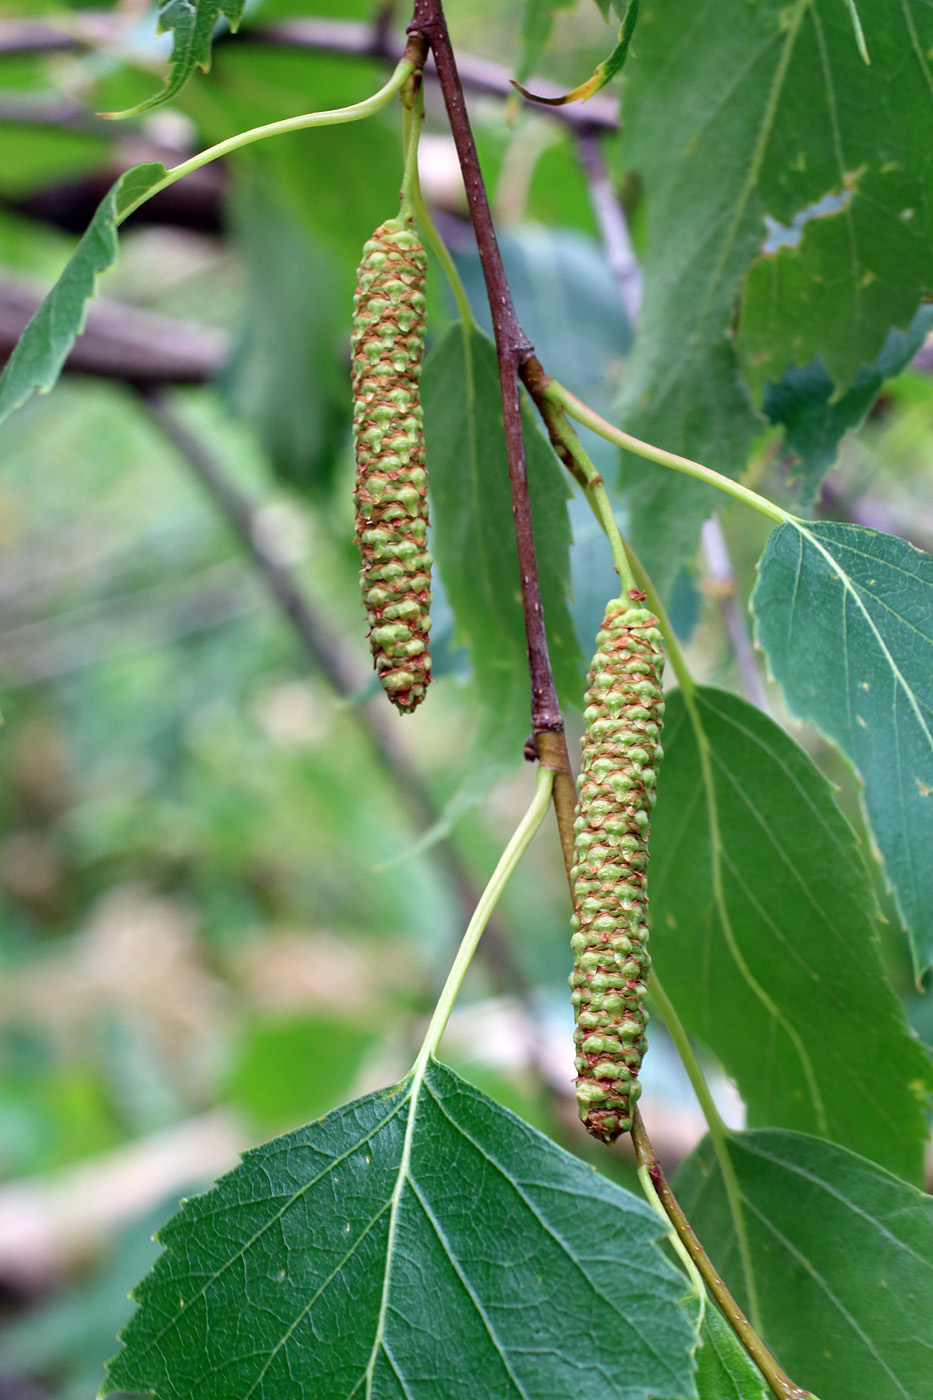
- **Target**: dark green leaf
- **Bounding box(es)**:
[675,1130,933,1400]
[222,179,347,493]
[695,1307,769,1400]
[762,306,933,507]
[619,0,933,596]
[651,687,930,1183]
[111,0,247,118]
[104,1061,698,1400]
[0,162,167,429]
[753,520,933,975]
[423,323,582,775]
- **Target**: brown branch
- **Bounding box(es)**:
[0,280,227,384]
[410,0,562,742]
[631,1114,815,1400]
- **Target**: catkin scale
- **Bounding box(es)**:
[570,594,665,1144]
[352,216,432,714]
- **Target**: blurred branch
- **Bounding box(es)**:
[0,15,620,134]
[0,1109,243,1289]
[699,516,771,713]
[137,388,530,998]
[575,129,641,323]
[0,280,227,383]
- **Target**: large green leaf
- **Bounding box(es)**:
[619,0,933,596]
[104,1061,698,1399]
[675,1130,933,1400]
[753,520,933,976]
[695,1308,769,1400]
[422,324,582,774]
[112,0,247,118]
[762,306,933,507]
[0,162,167,429]
[650,687,930,1184]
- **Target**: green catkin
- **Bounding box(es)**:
[570,592,665,1144]
[352,215,432,714]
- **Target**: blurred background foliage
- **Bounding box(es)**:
[0,1,930,1396]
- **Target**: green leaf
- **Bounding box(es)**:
[695,1308,769,1400]
[651,687,930,1184]
[674,1129,933,1400]
[0,162,167,429]
[104,1060,698,1400]
[753,520,933,976]
[619,0,933,596]
[762,306,933,507]
[422,323,582,774]
[229,1014,379,1133]
[516,0,578,83]
[222,178,347,494]
[110,0,247,118]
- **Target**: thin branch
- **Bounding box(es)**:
[410,0,561,739]
[630,1115,815,1400]
[136,387,528,999]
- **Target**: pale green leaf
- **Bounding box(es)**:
[695,1308,769,1400]
[619,0,933,596]
[651,687,930,1184]
[516,0,578,83]
[675,1130,933,1400]
[753,520,933,976]
[422,323,582,776]
[104,1061,698,1399]
[0,162,168,429]
[111,0,247,118]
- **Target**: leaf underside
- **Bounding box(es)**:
[104,1061,697,1400]
[650,686,930,1184]
[754,520,933,976]
[675,1129,933,1400]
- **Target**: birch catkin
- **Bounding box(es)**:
[352,216,432,714]
[570,593,665,1143]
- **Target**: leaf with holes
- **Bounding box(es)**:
[103,1060,698,1400]
[619,0,933,597]
[675,1130,933,1400]
[109,0,247,118]
[762,305,933,507]
[650,687,930,1184]
[0,163,167,429]
[753,520,933,977]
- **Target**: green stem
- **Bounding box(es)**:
[547,379,793,527]
[116,57,416,225]
[536,406,637,594]
[399,79,422,219]
[414,765,555,1071]
[403,95,475,329]
[637,1163,707,1330]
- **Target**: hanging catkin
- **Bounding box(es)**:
[352,215,432,714]
[570,592,665,1144]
